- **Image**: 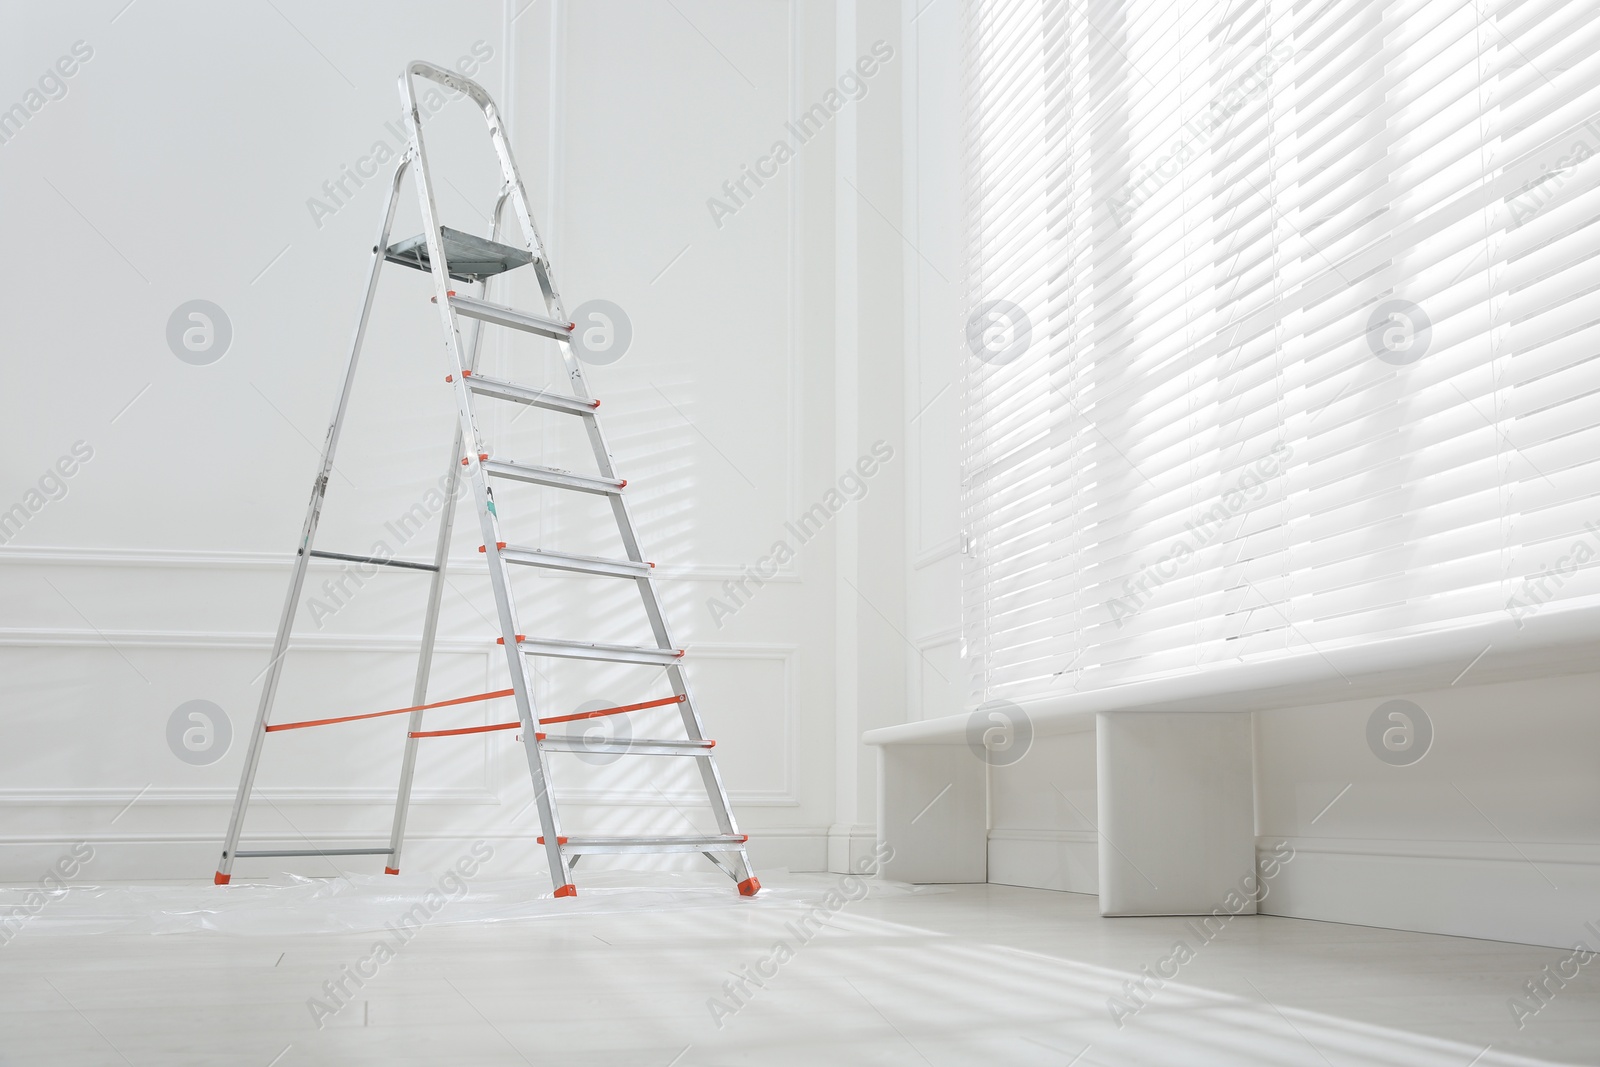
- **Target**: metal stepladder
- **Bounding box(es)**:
[214,61,760,898]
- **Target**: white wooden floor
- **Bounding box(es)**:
[0,875,1595,1066]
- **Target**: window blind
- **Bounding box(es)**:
[961,0,1600,705]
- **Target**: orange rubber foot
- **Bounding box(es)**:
[213,872,230,885]
[737,876,761,897]
[384,867,400,875]
[553,884,577,898]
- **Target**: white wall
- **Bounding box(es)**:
[0,0,915,882]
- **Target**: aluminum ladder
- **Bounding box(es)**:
[214,61,759,898]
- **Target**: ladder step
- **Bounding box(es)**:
[536,735,715,757]
[464,372,598,416]
[539,834,749,856]
[516,636,684,666]
[385,226,533,281]
[499,545,652,579]
[306,549,439,573]
[483,459,625,496]
[233,848,394,858]
[448,292,573,341]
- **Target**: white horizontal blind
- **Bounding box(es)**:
[962,0,1600,705]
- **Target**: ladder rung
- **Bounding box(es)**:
[536,736,715,756]
[541,834,748,856]
[448,292,573,341]
[482,459,625,496]
[517,637,684,666]
[464,373,598,416]
[233,848,394,858]
[306,549,439,573]
[499,545,651,579]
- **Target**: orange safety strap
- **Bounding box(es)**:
[264,688,516,733]
[538,693,686,725]
[410,721,522,739]
[268,691,686,738]
[408,694,689,740]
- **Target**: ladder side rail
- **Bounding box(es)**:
[485,126,568,326]
[518,195,749,857]
[387,191,512,874]
[402,60,495,109]
[475,75,750,860]
[668,664,746,844]
[468,100,684,661]
[403,61,564,318]
[216,154,413,884]
[398,68,573,893]
[418,63,669,618]
[402,59,755,895]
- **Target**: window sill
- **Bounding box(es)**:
[864,599,1600,746]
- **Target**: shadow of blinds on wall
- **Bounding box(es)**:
[961,0,1600,705]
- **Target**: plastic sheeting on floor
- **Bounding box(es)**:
[0,869,946,937]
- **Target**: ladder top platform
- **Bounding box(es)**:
[385,226,533,281]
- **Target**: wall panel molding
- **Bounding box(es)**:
[912,626,960,651]
[912,538,959,570]
[0,787,495,806]
[0,546,800,583]
[0,626,492,654]
[1,633,798,807]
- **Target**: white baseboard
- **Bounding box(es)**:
[1261,837,1600,950]
[826,823,878,874]
[752,827,831,873]
[986,828,1098,895]
[976,831,1600,949]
